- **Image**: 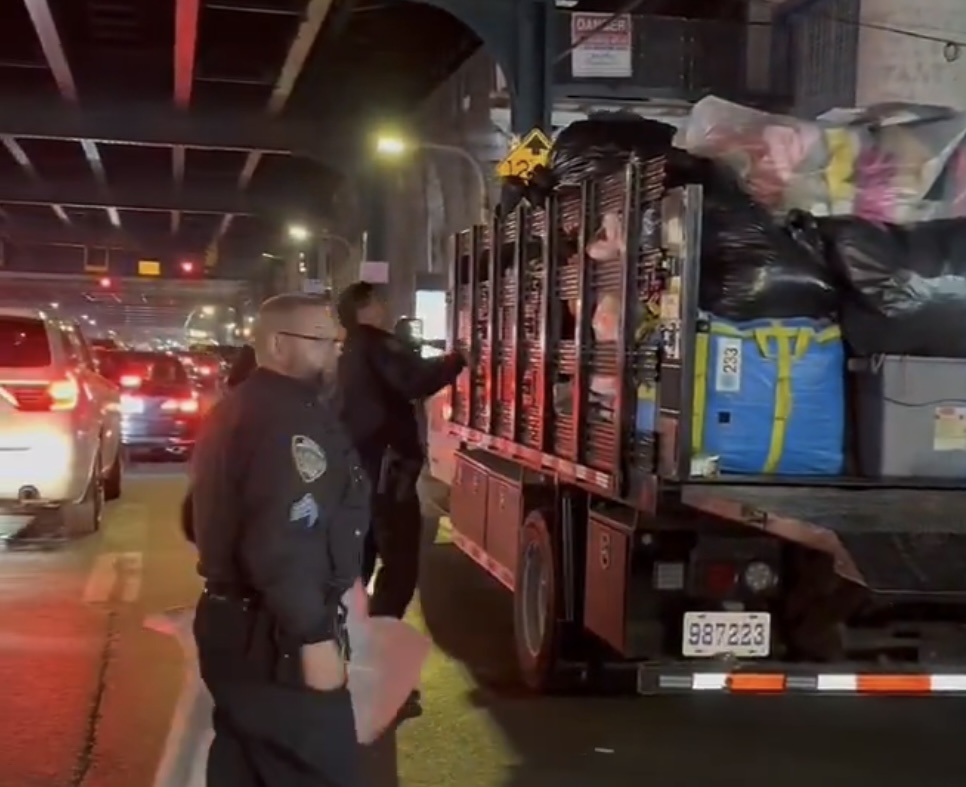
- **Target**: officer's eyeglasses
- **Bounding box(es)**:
[278,330,338,344]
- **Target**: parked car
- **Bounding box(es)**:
[102,351,201,460]
[0,308,122,536]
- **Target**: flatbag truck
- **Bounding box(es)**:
[426,152,966,697]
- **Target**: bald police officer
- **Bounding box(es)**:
[190,292,369,787]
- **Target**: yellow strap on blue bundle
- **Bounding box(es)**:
[692,321,841,473]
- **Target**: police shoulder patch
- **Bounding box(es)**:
[291,435,327,483]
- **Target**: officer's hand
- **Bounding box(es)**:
[301,640,347,692]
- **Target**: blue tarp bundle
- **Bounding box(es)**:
[691,316,846,475]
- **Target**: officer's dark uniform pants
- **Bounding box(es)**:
[361,477,423,620]
[194,590,360,787]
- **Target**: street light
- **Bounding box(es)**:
[375,136,406,156]
[288,224,310,243]
[374,134,490,223]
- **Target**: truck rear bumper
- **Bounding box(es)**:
[555,659,966,697]
[634,661,966,696]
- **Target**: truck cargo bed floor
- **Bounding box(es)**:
[682,485,966,593]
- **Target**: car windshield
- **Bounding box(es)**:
[0,316,51,368]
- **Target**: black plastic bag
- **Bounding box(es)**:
[816,216,966,357]
[667,151,841,320]
[549,112,676,188]
[501,113,677,211]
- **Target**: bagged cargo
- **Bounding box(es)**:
[666,152,841,320]
[684,96,966,223]
[544,112,676,190]
[816,216,966,357]
[691,317,846,475]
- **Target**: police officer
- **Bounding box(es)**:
[225,342,256,388]
[336,282,465,620]
[190,292,369,787]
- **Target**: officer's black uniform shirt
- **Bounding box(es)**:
[190,367,370,644]
[337,324,464,469]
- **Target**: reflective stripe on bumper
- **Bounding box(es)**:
[643,671,966,695]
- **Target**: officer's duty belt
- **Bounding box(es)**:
[203,581,256,604]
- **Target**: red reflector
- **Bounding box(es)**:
[704,563,737,595]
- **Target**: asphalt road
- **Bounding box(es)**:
[2,465,966,787]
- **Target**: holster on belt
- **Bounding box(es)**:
[270,598,351,688]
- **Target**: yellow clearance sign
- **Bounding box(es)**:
[496,128,551,181]
[138,259,161,276]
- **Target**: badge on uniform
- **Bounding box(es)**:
[291,435,327,483]
[289,493,319,529]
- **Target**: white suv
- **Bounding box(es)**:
[0,308,122,537]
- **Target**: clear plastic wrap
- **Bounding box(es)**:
[683,96,966,224]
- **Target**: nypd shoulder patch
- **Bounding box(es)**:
[291,435,327,483]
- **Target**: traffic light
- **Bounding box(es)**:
[99,276,112,289]
[180,260,195,275]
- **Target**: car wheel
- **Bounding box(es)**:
[104,449,123,501]
[71,451,105,536]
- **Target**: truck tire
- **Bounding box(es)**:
[513,508,562,692]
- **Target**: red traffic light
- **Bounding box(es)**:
[180,261,195,274]
[99,277,112,288]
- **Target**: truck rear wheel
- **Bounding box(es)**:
[514,508,562,692]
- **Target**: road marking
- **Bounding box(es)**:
[82,550,145,604]
[119,551,143,602]
[103,503,148,550]
[83,553,120,604]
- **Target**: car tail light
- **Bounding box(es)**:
[161,396,199,414]
[0,374,81,412]
[48,376,81,410]
[120,374,142,388]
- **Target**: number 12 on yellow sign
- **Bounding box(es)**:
[495,128,552,182]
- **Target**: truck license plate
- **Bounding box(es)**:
[681,611,771,658]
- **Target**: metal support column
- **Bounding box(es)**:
[511,0,552,134]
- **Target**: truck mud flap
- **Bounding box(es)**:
[838,531,966,594]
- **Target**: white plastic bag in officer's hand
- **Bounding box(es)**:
[144,607,211,787]
[342,581,431,744]
[145,584,431,786]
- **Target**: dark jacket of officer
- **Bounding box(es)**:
[190,366,370,643]
[226,344,256,389]
[337,324,463,474]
